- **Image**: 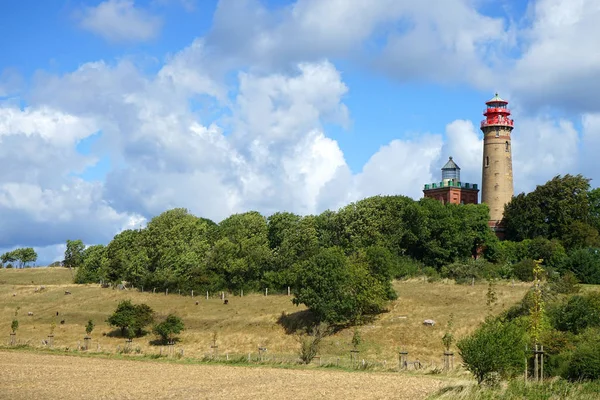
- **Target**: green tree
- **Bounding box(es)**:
[1,251,16,267]
[503,175,593,243]
[106,300,154,338]
[293,247,388,325]
[457,318,527,384]
[64,239,85,269]
[75,245,108,283]
[153,314,185,344]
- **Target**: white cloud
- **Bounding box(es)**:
[207,0,509,86]
[78,0,162,43]
[511,0,600,111]
[354,134,443,200]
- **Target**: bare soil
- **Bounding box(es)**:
[0,350,447,400]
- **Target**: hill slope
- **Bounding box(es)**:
[0,268,529,364]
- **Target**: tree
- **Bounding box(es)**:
[106,300,154,338]
[1,251,16,267]
[297,322,329,364]
[458,318,527,384]
[153,314,185,344]
[565,248,600,284]
[293,247,388,325]
[75,245,107,283]
[64,239,85,269]
[503,175,593,243]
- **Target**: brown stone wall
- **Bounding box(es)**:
[481,125,513,223]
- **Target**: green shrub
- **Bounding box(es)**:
[440,260,504,284]
[548,271,581,295]
[153,314,185,344]
[512,259,536,282]
[549,292,600,334]
[422,266,440,282]
[297,323,329,364]
[565,330,600,381]
[565,247,600,284]
[457,318,527,384]
[391,256,423,279]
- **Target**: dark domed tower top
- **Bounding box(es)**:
[423,157,479,205]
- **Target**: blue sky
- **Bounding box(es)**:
[1,0,599,263]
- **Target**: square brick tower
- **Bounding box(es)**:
[423,157,479,205]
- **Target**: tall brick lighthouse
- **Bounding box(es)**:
[480,93,514,235]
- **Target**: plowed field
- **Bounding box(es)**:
[0,351,446,399]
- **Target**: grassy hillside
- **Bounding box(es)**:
[0,268,530,365]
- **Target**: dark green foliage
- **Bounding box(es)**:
[64,239,85,268]
[457,318,528,384]
[549,292,600,335]
[153,314,185,344]
[564,329,600,381]
[512,259,536,282]
[565,248,600,284]
[293,247,387,325]
[440,259,505,284]
[106,300,155,338]
[75,245,107,283]
[11,319,18,333]
[503,174,592,244]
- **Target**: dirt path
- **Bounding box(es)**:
[0,351,447,399]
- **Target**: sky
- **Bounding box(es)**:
[1,0,600,264]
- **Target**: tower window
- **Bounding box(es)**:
[495,127,499,137]
[505,141,510,152]
[485,156,489,167]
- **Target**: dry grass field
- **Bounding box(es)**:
[0,350,449,400]
[0,268,530,366]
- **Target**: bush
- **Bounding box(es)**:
[565,247,600,284]
[548,271,581,295]
[296,323,329,364]
[106,300,155,338]
[549,292,600,334]
[564,330,600,381]
[422,266,440,282]
[457,318,527,384]
[440,260,504,284]
[153,314,185,344]
[85,320,95,336]
[512,259,536,282]
[390,256,423,279]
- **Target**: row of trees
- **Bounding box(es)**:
[1,247,37,268]
[68,174,600,325]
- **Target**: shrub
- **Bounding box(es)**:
[549,292,600,334]
[85,320,95,336]
[297,323,329,364]
[440,260,503,284]
[565,247,600,284]
[548,271,581,295]
[564,330,600,381]
[457,318,527,384]
[513,259,536,282]
[153,314,185,344]
[11,319,18,333]
[390,256,423,279]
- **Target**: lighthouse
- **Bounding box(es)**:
[480,93,514,234]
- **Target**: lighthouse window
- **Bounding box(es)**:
[485,156,489,167]
[495,127,499,137]
[505,141,510,152]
